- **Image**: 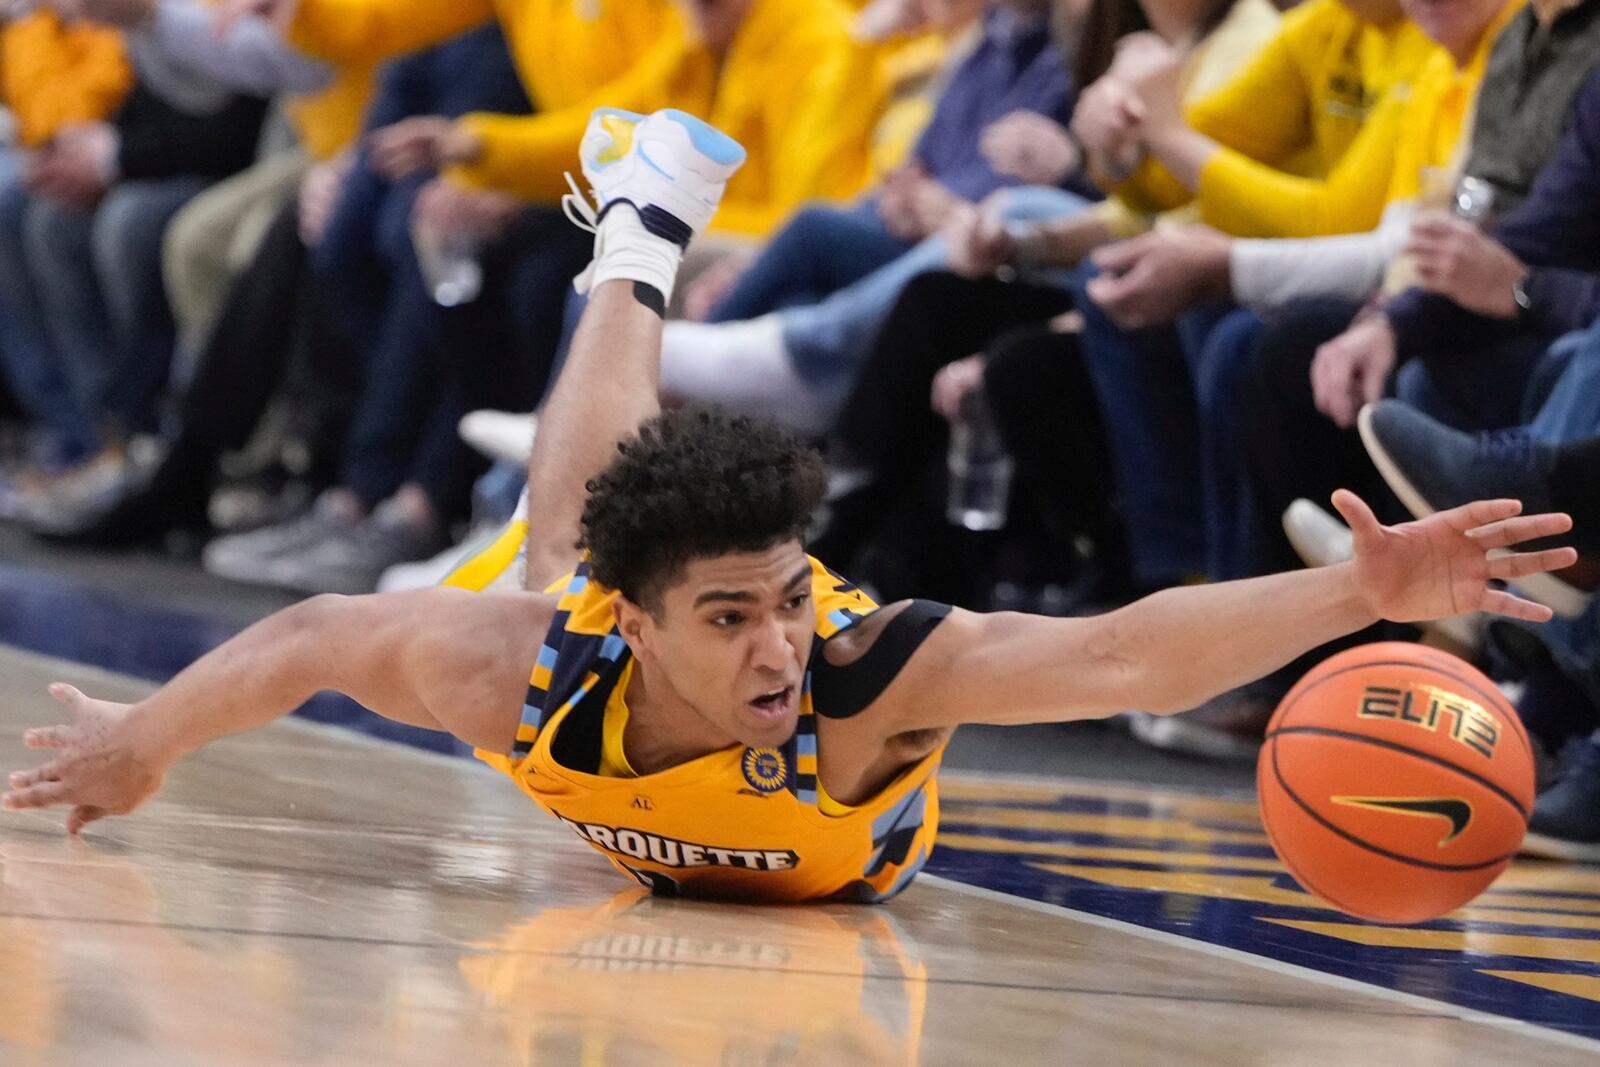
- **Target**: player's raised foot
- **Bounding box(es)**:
[1358,401,1591,619]
[565,107,747,257]
[1520,731,1600,863]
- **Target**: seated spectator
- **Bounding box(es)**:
[654,0,1281,433]
[0,6,129,481]
[0,1,268,524]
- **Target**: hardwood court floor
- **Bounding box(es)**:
[0,646,1591,1066]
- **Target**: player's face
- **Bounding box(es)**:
[634,541,815,748]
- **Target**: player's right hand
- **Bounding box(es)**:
[4,684,169,835]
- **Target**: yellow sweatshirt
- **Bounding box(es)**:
[450,0,891,238]
[1145,0,1434,220]
[1195,0,1524,237]
[1096,0,1282,239]
[287,0,674,117]
[0,11,132,148]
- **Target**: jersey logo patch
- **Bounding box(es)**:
[741,747,787,793]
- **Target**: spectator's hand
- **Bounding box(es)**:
[1119,35,1185,139]
[980,111,1080,186]
[943,201,1015,278]
[1336,488,1575,625]
[214,0,298,36]
[681,246,758,322]
[1311,313,1396,429]
[879,165,962,242]
[412,178,520,246]
[1083,225,1230,329]
[931,354,987,423]
[60,0,156,29]
[297,152,352,247]
[1070,76,1145,181]
[368,117,483,181]
[25,123,116,208]
[1403,212,1527,319]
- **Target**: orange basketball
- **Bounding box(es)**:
[1257,642,1534,924]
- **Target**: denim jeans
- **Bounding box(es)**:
[781,185,1091,384]
[708,201,912,322]
[26,177,207,438]
[0,163,100,461]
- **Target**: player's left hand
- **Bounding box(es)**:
[3,684,170,834]
[1335,487,1576,624]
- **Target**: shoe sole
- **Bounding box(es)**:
[1357,405,1590,619]
[1518,830,1600,863]
[459,411,538,466]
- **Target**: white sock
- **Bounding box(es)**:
[659,315,842,435]
[577,205,684,304]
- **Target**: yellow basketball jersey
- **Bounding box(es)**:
[476,556,945,903]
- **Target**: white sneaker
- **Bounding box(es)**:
[563,108,747,297]
[1282,498,1482,651]
[459,410,537,466]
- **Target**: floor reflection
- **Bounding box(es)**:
[458,892,928,1066]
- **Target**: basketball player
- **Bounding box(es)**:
[3,110,1578,903]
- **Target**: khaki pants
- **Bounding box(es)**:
[162,149,310,349]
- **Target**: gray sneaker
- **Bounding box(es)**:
[266,499,450,594]
[202,494,361,585]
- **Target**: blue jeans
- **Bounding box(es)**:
[25,178,207,438]
[0,165,99,461]
[1526,323,1600,443]
[708,201,912,322]
[781,185,1091,384]
[1069,261,1213,585]
[1184,307,1265,581]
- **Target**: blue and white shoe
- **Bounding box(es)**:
[563,107,746,259]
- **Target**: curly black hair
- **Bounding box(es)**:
[579,407,826,610]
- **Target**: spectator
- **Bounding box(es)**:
[0,6,129,477]
[655,0,1281,433]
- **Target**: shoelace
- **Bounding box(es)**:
[561,172,599,235]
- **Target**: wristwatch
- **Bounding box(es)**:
[1511,274,1533,318]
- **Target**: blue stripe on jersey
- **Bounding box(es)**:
[536,644,559,670]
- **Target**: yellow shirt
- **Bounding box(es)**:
[1195,0,1525,237]
[291,0,672,181]
[1136,0,1434,226]
[448,0,891,237]
[0,11,131,148]
[476,556,945,904]
[1095,0,1282,239]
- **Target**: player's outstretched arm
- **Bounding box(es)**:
[3,588,551,833]
[886,492,1575,731]
[523,280,665,590]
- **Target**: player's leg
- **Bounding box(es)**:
[520,109,746,589]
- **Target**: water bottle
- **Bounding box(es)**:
[411,219,484,307]
[945,385,1014,531]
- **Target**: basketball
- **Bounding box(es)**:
[1257,642,1535,924]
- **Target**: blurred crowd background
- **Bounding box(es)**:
[0,0,1596,855]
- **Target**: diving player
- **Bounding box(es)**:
[3,109,1578,903]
